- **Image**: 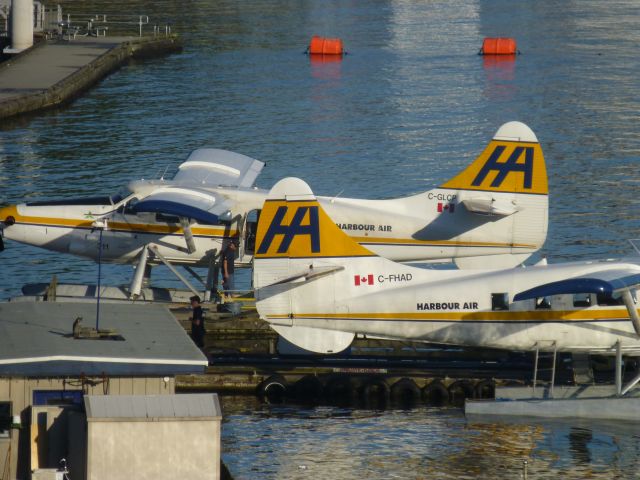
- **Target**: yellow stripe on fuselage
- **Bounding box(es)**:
[7,209,234,237]
[354,236,538,249]
[267,309,634,322]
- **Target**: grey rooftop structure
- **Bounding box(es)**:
[0,302,207,376]
[84,393,222,420]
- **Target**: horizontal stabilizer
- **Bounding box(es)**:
[461,196,518,216]
[132,187,232,224]
[264,265,345,287]
[455,253,530,269]
[271,324,355,354]
[514,270,640,301]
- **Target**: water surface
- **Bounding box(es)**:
[1,1,640,478]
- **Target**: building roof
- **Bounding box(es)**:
[85,393,221,420]
[0,302,207,376]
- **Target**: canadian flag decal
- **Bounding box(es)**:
[354,274,374,286]
[437,202,455,213]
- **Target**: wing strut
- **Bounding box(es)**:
[180,218,197,254]
[621,289,640,337]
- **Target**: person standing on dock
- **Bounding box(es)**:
[190,295,205,348]
[222,240,237,297]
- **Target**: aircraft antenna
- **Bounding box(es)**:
[330,189,344,204]
[628,239,640,256]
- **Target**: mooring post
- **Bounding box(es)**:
[532,344,539,397]
[550,343,557,399]
[616,340,622,396]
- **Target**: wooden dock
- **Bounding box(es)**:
[0,35,181,120]
[171,305,575,406]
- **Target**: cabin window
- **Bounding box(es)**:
[573,293,591,308]
[0,402,10,438]
[491,293,509,311]
[155,213,180,224]
[535,296,551,310]
[597,292,624,306]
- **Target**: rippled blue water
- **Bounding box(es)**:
[2,0,640,478]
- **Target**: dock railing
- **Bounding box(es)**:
[58,13,172,40]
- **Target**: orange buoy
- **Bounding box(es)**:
[308,35,344,55]
[480,37,517,55]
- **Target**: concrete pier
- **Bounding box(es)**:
[0,35,181,120]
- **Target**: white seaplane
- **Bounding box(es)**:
[0,121,548,297]
[253,177,640,356]
[252,177,640,417]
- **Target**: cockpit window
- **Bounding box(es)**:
[117,197,139,215]
[596,292,624,306]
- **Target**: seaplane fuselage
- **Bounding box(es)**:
[253,177,640,355]
[0,184,545,267]
[0,121,549,272]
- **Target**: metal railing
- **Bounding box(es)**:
[58,13,172,40]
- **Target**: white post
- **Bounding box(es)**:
[616,340,622,396]
[8,0,33,53]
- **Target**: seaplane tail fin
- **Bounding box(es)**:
[253,177,380,354]
[432,121,548,269]
[253,177,376,264]
[440,121,547,195]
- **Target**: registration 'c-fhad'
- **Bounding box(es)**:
[253,177,640,355]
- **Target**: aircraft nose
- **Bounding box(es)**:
[0,205,17,227]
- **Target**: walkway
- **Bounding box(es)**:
[0,35,181,119]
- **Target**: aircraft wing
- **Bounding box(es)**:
[173,148,265,188]
[131,187,232,224]
[513,268,640,301]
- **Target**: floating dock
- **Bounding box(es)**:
[466,384,640,421]
[0,34,181,120]
[12,283,632,410]
[169,302,568,406]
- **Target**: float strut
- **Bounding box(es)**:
[149,245,200,297]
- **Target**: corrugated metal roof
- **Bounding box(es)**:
[84,394,221,419]
[0,302,207,376]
